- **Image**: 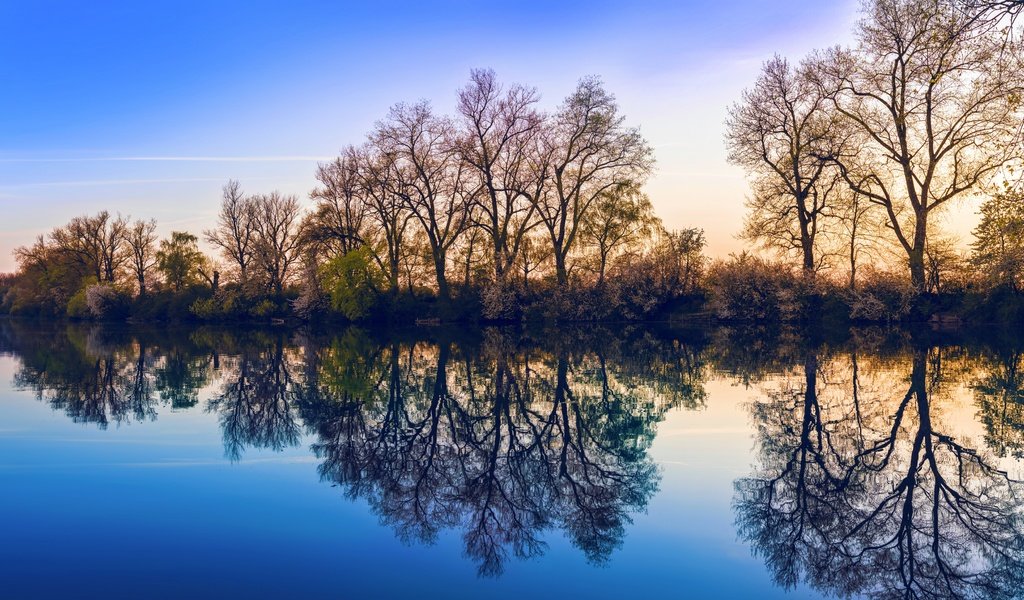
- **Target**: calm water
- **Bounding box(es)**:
[1,320,1023,599]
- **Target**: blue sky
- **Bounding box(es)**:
[0,1,861,271]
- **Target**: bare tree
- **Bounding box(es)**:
[834,191,884,291]
[456,69,544,282]
[125,218,158,295]
[580,182,657,286]
[356,144,413,294]
[532,77,654,285]
[816,0,1024,290]
[205,180,257,285]
[50,211,129,284]
[252,192,303,295]
[372,102,472,301]
[727,56,845,275]
[306,149,368,256]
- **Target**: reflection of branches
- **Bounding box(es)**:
[13,331,158,427]
[735,352,852,590]
[5,322,706,578]
[975,349,1024,459]
[737,348,1024,599]
[153,346,212,409]
[303,339,677,576]
[207,338,301,461]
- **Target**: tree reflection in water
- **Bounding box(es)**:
[737,336,1024,599]
[0,321,702,576]
[297,327,694,575]
[7,320,1024,592]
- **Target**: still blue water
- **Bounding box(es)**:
[1,321,1021,599]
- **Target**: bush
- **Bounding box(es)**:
[319,247,384,320]
[481,279,523,321]
[66,287,91,319]
[706,253,802,321]
[84,284,130,319]
[847,268,917,322]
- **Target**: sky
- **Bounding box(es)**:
[0,0,873,272]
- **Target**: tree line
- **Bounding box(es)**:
[4,0,1024,324]
[0,70,706,323]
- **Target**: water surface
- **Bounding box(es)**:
[1,320,1022,599]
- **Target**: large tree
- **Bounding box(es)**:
[372,102,471,301]
[455,69,544,282]
[817,0,1024,290]
[355,144,413,294]
[50,211,128,284]
[205,180,257,286]
[533,77,654,285]
[251,192,303,295]
[125,218,158,295]
[727,56,844,274]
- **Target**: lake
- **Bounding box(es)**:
[1,319,1022,599]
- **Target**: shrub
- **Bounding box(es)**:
[480,278,523,320]
[706,253,802,321]
[84,284,130,319]
[319,246,384,320]
[847,268,917,322]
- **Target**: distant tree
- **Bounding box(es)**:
[11,235,91,314]
[581,182,656,286]
[816,0,1024,290]
[125,218,158,295]
[651,227,706,296]
[924,231,969,294]
[834,191,887,291]
[319,246,384,320]
[534,77,654,285]
[204,180,257,286]
[156,231,212,292]
[50,211,128,284]
[251,192,303,295]
[727,56,844,275]
[972,190,1024,292]
[306,150,368,256]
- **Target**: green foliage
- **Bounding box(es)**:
[319,246,384,320]
[156,232,209,292]
[972,190,1024,294]
[66,287,91,319]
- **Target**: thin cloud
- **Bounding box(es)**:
[0,156,332,163]
[0,177,230,188]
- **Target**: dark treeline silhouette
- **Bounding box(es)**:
[5,319,1024,588]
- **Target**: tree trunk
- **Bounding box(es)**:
[388,254,400,294]
[909,210,928,291]
[801,238,815,274]
[554,251,568,286]
[433,250,449,301]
